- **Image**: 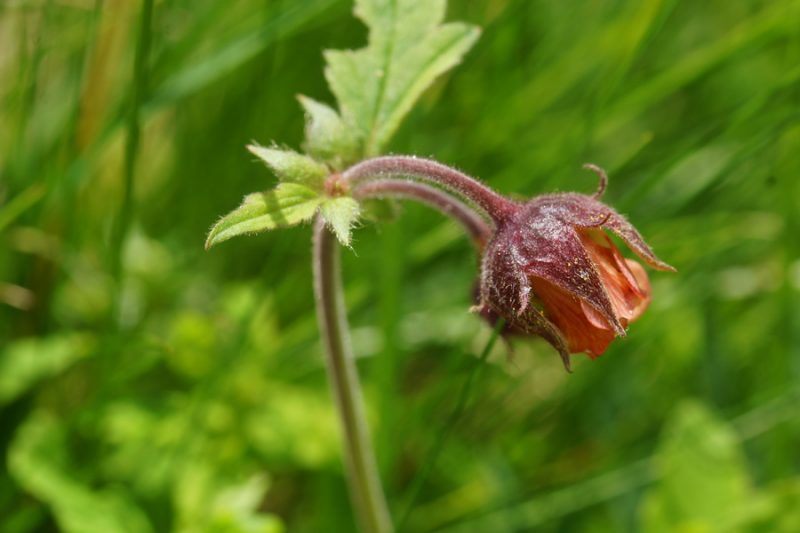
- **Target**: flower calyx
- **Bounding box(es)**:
[324,172,350,197]
[476,166,674,371]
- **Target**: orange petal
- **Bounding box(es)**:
[531,277,617,357]
[578,229,651,323]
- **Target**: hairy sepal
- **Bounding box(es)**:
[320,196,361,247]
[247,144,329,190]
[205,183,323,249]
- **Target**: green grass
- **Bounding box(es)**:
[1,0,799,531]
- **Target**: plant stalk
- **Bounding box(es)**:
[312,218,394,533]
[352,178,493,249]
[343,156,517,224]
[111,0,153,307]
[314,157,501,532]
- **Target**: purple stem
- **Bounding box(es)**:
[313,156,506,532]
[352,178,493,249]
[343,156,517,225]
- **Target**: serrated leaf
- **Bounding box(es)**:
[206,183,323,249]
[325,0,479,156]
[320,197,360,246]
[247,144,329,189]
[298,95,360,168]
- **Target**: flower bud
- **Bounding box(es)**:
[477,183,674,370]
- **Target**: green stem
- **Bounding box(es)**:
[312,218,394,533]
[111,0,153,295]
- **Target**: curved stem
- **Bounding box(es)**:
[343,156,518,225]
[314,157,505,532]
[312,218,394,533]
[353,178,493,249]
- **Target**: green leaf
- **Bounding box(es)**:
[206,183,323,249]
[320,197,360,246]
[640,401,751,532]
[324,0,480,156]
[246,144,329,189]
[0,182,46,233]
[298,95,360,168]
[245,384,339,469]
[748,479,800,532]
[175,467,284,533]
[8,412,153,533]
[0,334,94,406]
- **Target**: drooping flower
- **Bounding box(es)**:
[476,168,674,370]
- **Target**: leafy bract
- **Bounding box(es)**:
[247,144,329,189]
[206,183,323,249]
[324,0,479,157]
[298,95,360,168]
[320,197,361,247]
[209,0,478,252]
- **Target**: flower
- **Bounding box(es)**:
[476,168,674,370]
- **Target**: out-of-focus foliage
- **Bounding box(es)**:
[640,401,800,532]
[1,0,798,532]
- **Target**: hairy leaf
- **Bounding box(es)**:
[247,144,329,189]
[206,183,323,249]
[320,197,361,246]
[325,0,479,156]
[298,95,360,168]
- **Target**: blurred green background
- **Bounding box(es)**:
[2,0,799,531]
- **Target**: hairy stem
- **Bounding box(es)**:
[353,178,493,249]
[313,218,393,533]
[343,156,517,224]
[313,158,503,531]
